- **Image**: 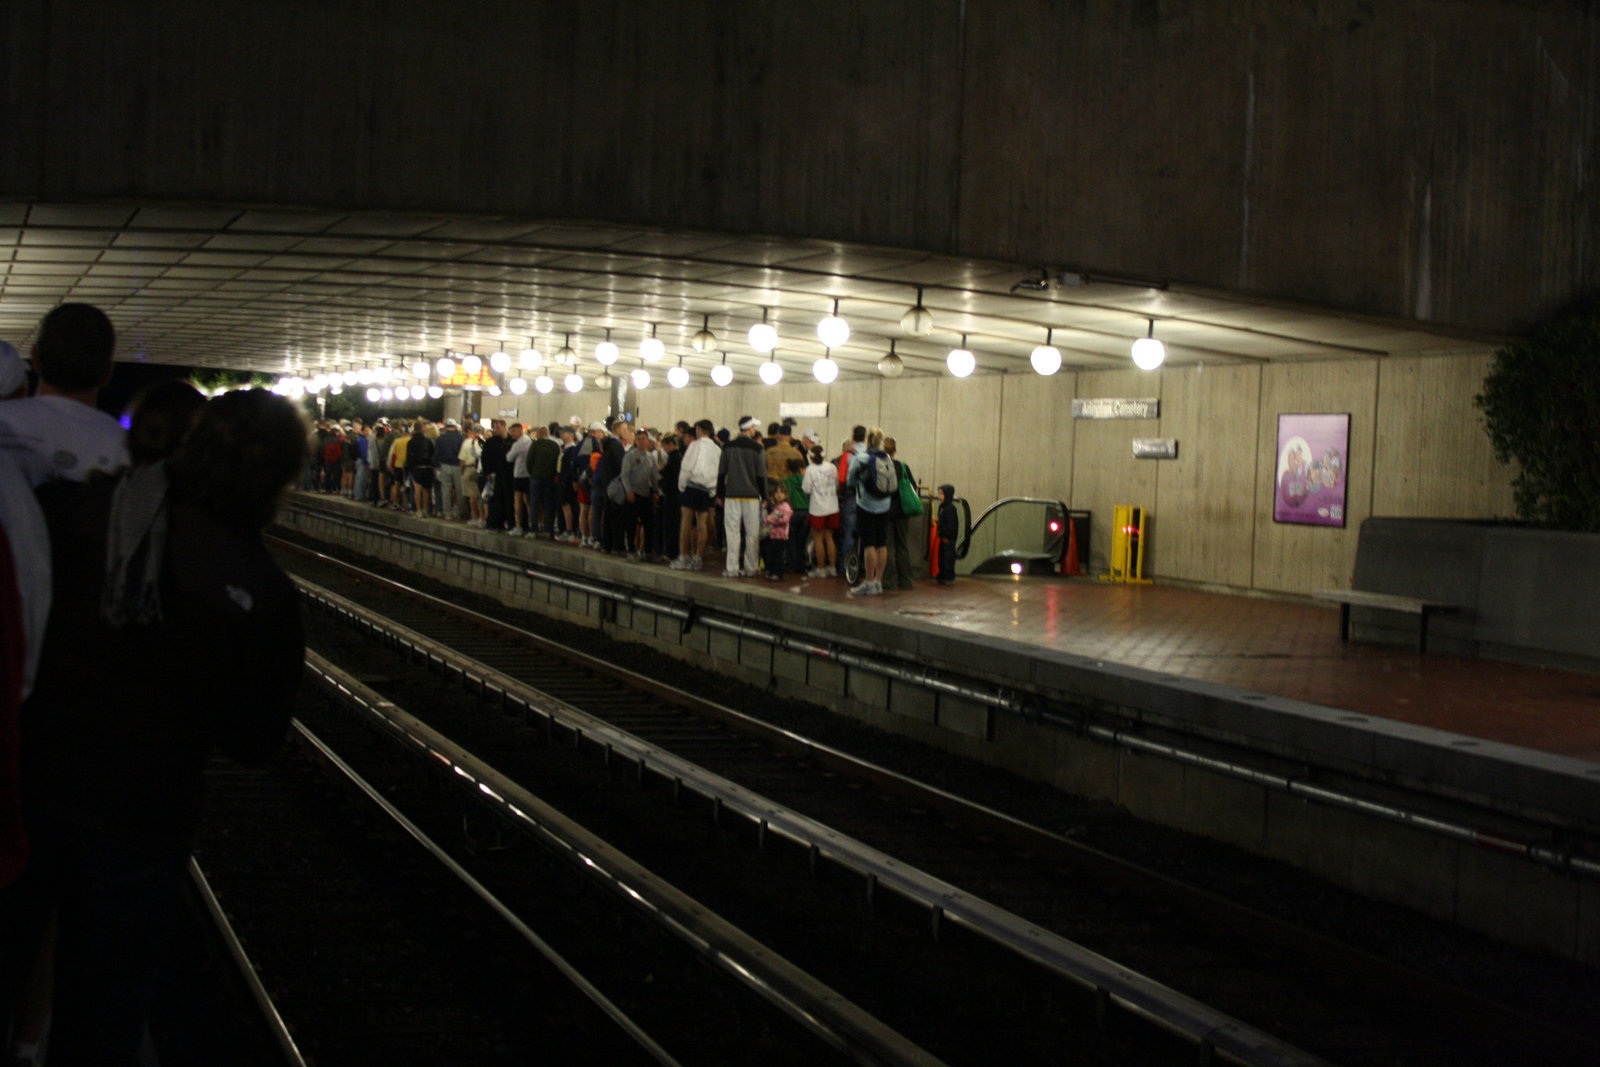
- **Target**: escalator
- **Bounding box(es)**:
[952,497,1080,577]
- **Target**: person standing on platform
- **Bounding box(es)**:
[802,445,839,578]
[936,484,958,585]
[761,484,793,580]
[6,389,305,1067]
[387,423,410,509]
[435,419,464,520]
[846,427,893,596]
[596,419,629,554]
[657,433,682,563]
[883,436,918,591]
[459,422,483,526]
[765,422,802,489]
[371,424,393,507]
[672,420,718,571]
[620,428,659,560]
[781,456,809,574]
[506,423,531,535]
[717,416,767,578]
[479,419,511,531]
[407,420,437,517]
[835,425,866,579]
[526,424,561,538]
[556,426,580,541]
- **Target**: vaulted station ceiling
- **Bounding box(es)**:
[0,200,1498,388]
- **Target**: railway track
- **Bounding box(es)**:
[260,530,1600,1066]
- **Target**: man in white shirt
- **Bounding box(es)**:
[0,304,129,487]
[505,423,532,535]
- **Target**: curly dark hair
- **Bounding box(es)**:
[126,379,205,465]
[166,389,308,529]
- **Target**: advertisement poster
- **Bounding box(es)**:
[1273,413,1349,527]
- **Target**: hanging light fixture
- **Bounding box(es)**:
[308,375,327,393]
[692,314,717,355]
[489,350,511,373]
[667,351,690,388]
[900,287,934,337]
[328,380,344,395]
[1131,319,1166,370]
[1030,328,1062,376]
[520,343,541,369]
[947,334,976,378]
[556,333,577,366]
[380,386,395,401]
[748,307,778,353]
[817,298,850,349]
[509,376,528,395]
[813,347,839,384]
[640,323,664,363]
[487,384,502,397]
[366,386,381,402]
[394,385,412,401]
[535,374,554,394]
[711,351,734,387]
[759,351,784,385]
[357,368,375,385]
[435,355,457,379]
[564,371,584,393]
[342,370,359,386]
[411,360,430,380]
[594,372,613,388]
[631,362,652,389]
[461,353,482,376]
[427,385,443,399]
[877,339,905,378]
[595,328,619,366]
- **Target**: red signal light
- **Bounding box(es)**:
[1048,520,1062,533]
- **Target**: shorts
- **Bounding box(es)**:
[681,486,713,512]
[856,509,888,547]
[808,512,840,531]
[512,477,530,495]
[411,468,435,489]
[462,471,481,499]
[577,488,591,506]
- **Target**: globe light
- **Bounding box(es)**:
[436,356,457,378]
[366,386,381,402]
[520,347,541,369]
[427,385,443,399]
[759,357,783,385]
[595,339,619,365]
[411,361,430,380]
[692,314,716,354]
[1131,327,1166,371]
[308,375,327,392]
[877,347,905,378]
[1030,330,1063,376]
[817,299,850,349]
[394,385,411,401]
[509,376,528,395]
[812,356,839,384]
[555,335,577,366]
[900,287,934,337]
[564,372,583,393]
[329,381,343,395]
[748,321,778,353]
[594,373,612,388]
[535,374,554,393]
[283,377,305,399]
[710,362,734,387]
[342,370,359,386]
[461,354,482,375]
[490,350,511,373]
[640,337,664,363]
[357,368,374,385]
[947,336,976,378]
[631,367,651,389]
[488,384,502,396]
[667,365,690,388]
[380,387,394,401]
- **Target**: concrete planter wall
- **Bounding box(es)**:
[1351,519,1600,671]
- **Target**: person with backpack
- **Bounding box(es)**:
[883,436,920,591]
[845,426,896,596]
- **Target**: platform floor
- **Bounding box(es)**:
[757,566,1600,763]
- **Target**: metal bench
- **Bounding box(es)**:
[1312,589,1462,654]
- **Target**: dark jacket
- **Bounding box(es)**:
[479,434,511,481]
[406,431,435,470]
[25,478,303,847]
[717,434,766,499]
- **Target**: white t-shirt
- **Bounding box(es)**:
[802,460,840,517]
[0,395,128,487]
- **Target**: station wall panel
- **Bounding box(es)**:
[997,370,1077,507]
[1070,369,1161,574]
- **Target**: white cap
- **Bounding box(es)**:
[738,416,759,431]
[589,420,607,432]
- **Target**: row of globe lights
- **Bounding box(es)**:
[272,288,1167,397]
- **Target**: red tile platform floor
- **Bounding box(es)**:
[763,572,1600,763]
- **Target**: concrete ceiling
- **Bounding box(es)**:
[0,200,1498,389]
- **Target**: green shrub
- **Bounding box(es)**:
[1476,307,1600,532]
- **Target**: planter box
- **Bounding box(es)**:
[1350,518,1600,671]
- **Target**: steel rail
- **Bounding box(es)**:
[273,511,1600,886]
[187,858,309,1067]
[297,577,1328,1067]
[303,650,946,1067]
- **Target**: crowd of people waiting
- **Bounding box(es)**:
[307,412,961,596]
[0,304,307,1065]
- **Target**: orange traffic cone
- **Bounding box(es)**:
[1061,516,1082,576]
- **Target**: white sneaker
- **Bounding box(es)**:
[867,580,884,595]
[691,556,704,571]
[722,569,742,578]
[846,582,867,596]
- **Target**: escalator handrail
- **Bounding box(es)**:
[957,496,1065,561]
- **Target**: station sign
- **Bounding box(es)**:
[1132,438,1178,459]
[439,366,499,388]
[1072,397,1159,419]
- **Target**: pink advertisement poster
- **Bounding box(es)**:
[1273,413,1349,527]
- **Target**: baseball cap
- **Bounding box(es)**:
[738,416,759,431]
[588,420,607,432]
[445,418,459,428]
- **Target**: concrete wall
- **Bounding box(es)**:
[5,1,1596,333]
[479,349,1513,594]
